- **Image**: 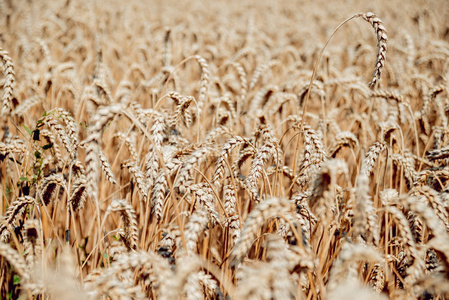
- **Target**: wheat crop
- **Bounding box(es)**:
[1,0,449,299]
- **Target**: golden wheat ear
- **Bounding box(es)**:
[0,196,36,243]
[230,197,293,268]
[362,13,388,89]
[0,48,15,117]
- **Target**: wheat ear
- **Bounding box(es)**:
[353,168,379,245]
[183,209,210,253]
[361,12,388,88]
[0,242,30,285]
[68,175,87,212]
[328,242,383,293]
[0,196,35,243]
[39,173,66,205]
[84,104,123,200]
[108,199,139,251]
[230,197,293,267]
[121,159,149,203]
[23,220,42,272]
[0,48,15,116]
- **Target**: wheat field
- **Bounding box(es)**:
[1,0,449,299]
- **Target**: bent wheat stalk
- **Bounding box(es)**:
[0,48,15,117]
[301,12,387,131]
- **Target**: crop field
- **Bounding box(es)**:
[1,0,449,299]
